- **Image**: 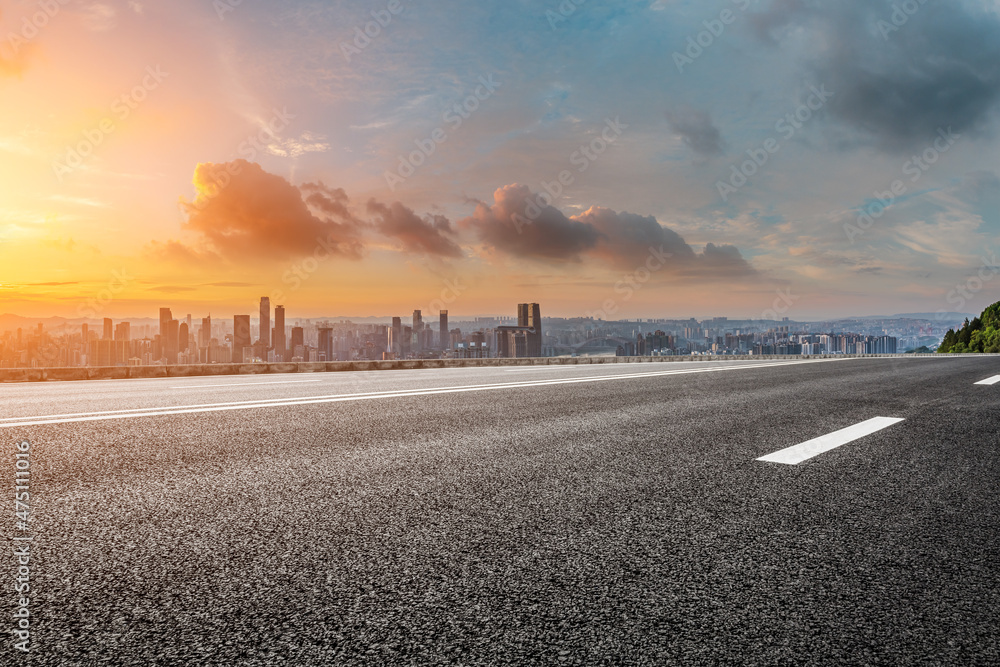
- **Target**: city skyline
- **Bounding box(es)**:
[2,295,947,369]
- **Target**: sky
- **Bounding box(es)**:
[2,0,1000,321]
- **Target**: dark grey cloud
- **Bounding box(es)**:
[366,200,464,258]
[461,184,754,277]
[459,184,604,261]
[665,106,725,158]
[300,182,359,225]
[755,0,1000,152]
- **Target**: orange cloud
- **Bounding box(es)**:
[178,160,362,261]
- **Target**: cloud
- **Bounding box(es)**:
[300,182,361,225]
[266,131,331,158]
[461,184,755,277]
[177,161,362,261]
[459,184,604,261]
[83,3,117,31]
[366,200,463,258]
[665,106,725,158]
[754,0,1000,151]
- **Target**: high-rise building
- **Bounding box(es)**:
[200,316,212,349]
[439,310,449,350]
[159,308,172,336]
[413,310,423,332]
[114,322,130,342]
[233,315,251,363]
[520,303,543,357]
[290,327,305,360]
[103,318,113,340]
[318,328,333,362]
[274,305,286,362]
[391,317,402,356]
[178,323,189,353]
[163,319,179,364]
[259,297,271,350]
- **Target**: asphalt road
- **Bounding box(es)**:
[4,357,1000,665]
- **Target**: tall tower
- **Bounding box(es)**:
[103,318,113,340]
[159,308,172,337]
[274,305,286,361]
[439,310,449,350]
[233,315,251,363]
[164,319,179,364]
[517,303,543,357]
[259,297,271,349]
[412,310,423,332]
[391,317,402,356]
[318,328,333,362]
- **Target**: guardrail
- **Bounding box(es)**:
[0,352,995,383]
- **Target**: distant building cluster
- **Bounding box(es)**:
[614,328,898,357]
[0,302,546,368]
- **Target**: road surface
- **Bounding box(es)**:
[3,357,999,665]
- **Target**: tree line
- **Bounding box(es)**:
[938,302,1000,353]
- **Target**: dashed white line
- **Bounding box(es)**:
[757,416,905,465]
[974,375,1000,386]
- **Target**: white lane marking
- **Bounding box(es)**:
[169,379,324,389]
[757,417,905,465]
[0,359,838,424]
[502,360,790,372]
[0,358,854,428]
[974,375,1000,386]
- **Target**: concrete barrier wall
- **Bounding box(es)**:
[0,352,993,383]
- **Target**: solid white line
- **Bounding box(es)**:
[757,416,905,465]
[0,357,853,428]
[169,379,324,389]
[974,375,1000,386]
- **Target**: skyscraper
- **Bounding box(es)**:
[516,303,543,357]
[274,305,286,362]
[103,318,113,340]
[318,328,333,362]
[233,315,251,363]
[159,308,172,337]
[413,310,423,331]
[164,319,179,364]
[259,297,271,350]
[291,327,304,360]
[200,316,212,348]
[439,310,449,350]
[391,317,402,356]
